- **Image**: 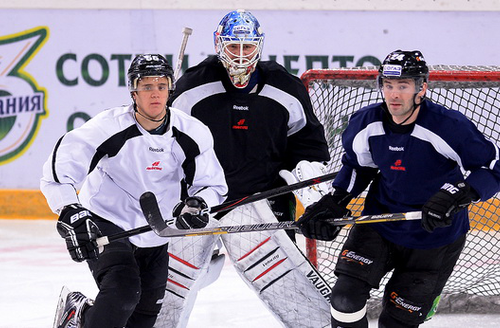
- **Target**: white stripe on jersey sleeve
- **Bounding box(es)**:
[173,81,226,115]
[412,124,463,168]
[352,121,384,168]
[259,84,307,136]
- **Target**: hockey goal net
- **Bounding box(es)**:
[301,66,500,313]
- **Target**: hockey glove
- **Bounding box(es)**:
[295,190,352,241]
[57,204,102,262]
[421,181,478,233]
[172,196,209,229]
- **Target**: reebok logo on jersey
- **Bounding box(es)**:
[341,250,373,266]
[389,146,404,151]
[233,105,249,111]
[146,161,163,171]
[390,159,406,171]
[232,119,248,130]
[149,146,164,153]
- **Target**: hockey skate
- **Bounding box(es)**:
[53,286,93,328]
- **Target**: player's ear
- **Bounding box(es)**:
[418,82,428,98]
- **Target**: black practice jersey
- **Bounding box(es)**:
[171,56,330,201]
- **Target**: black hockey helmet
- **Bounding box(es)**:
[127,54,174,92]
[378,50,429,90]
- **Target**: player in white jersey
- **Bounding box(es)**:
[40,54,227,328]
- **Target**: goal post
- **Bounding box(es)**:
[301,66,500,313]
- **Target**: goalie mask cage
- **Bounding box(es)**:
[301,66,500,314]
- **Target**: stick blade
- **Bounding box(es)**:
[53,286,70,328]
[139,192,168,234]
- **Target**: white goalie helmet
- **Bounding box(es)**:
[214,9,265,88]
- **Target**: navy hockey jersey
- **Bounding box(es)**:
[333,100,500,249]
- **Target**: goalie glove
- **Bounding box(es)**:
[279,160,330,208]
[295,189,352,241]
[421,181,478,233]
[57,204,102,262]
[172,196,209,229]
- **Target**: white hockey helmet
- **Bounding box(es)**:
[214,9,265,88]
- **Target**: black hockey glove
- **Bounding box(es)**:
[295,190,352,241]
[57,204,102,262]
[172,196,209,229]
[421,181,478,233]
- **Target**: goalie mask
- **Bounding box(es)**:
[377,50,429,93]
[214,9,265,88]
[127,54,174,93]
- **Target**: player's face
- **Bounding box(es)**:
[382,79,426,124]
[224,42,258,64]
[133,76,170,125]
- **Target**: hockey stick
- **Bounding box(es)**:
[173,27,193,80]
[95,171,339,247]
[144,199,422,237]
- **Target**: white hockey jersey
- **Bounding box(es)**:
[40,104,228,247]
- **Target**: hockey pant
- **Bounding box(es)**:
[155,200,332,328]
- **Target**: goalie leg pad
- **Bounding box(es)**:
[220,200,332,328]
[154,220,224,328]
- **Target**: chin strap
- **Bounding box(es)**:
[383,94,423,127]
[134,103,168,123]
[398,94,423,126]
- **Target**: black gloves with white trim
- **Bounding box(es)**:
[172,196,209,229]
[296,189,352,241]
[57,204,102,262]
[421,181,479,233]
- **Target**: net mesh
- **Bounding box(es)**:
[301,66,500,312]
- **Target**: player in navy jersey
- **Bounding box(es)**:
[296,50,500,327]
[158,9,332,328]
[41,54,227,328]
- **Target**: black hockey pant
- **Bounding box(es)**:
[330,224,466,327]
[84,218,169,328]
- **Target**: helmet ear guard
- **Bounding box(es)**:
[127,54,175,92]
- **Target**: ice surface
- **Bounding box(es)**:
[1,219,499,327]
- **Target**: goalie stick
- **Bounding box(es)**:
[95,171,339,247]
[174,27,193,80]
[141,193,422,237]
